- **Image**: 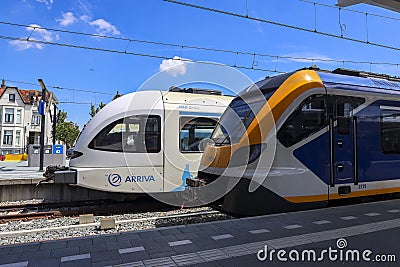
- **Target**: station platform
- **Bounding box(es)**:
[0,161,43,184]
[0,199,398,266]
[0,161,122,203]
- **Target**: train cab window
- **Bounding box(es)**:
[381,110,400,154]
[144,116,161,153]
[89,115,161,153]
[180,117,218,152]
[278,95,328,147]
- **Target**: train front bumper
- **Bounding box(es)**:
[43,166,77,184]
[54,169,77,184]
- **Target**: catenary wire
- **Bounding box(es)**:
[4,79,115,96]
[1,32,399,90]
[0,34,285,74]
[59,101,100,105]
[1,3,399,103]
[1,13,400,100]
[0,19,399,67]
[163,0,400,52]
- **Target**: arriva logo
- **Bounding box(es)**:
[108,173,122,187]
[108,173,156,186]
[125,175,156,183]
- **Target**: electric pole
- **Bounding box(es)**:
[52,103,58,145]
[38,79,47,171]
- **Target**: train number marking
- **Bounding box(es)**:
[358,184,367,189]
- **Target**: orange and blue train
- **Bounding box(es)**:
[197,68,400,216]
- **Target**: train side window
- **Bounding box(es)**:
[180,117,218,152]
[89,115,161,153]
[381,111,400,154]
[335,96,364,135]
[337,102,351,135]
[144,116,161,153]
[278,95,328,147]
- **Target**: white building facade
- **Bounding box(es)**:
[0,82,58,155]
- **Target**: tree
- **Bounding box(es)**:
[56,111,80,149]
[89,102,106,117]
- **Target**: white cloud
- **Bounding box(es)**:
[159,56,192,77]
[36,0,54,9]
[9,24,60,51]
[88,18,120,35]
[79,16,120,36]
[80,15,91,23]
[57,12,77,26]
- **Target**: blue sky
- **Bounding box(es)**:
[1,0,400,127]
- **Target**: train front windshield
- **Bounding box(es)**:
[211,88,276,146]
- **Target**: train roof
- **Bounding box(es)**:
[162,90,233,106]
[317,68,400,95]
[245,68,400,104]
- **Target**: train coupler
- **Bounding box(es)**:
[42,165,77,184]
[186,177,206,187]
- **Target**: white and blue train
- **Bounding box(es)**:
[48,88,232,194]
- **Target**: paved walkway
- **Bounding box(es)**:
[0,162,43,185]
[0,161,44,180]
[0,199,399,266]
[0,161,70,183]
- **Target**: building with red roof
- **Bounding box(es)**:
[0,80,58,155]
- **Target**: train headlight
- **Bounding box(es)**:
[70,151,83,159]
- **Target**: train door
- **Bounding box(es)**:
[357,102,400,192]
[163,106,219,192]
[329,95,364,196]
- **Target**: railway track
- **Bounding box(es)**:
[0,197,174,223]
[0,211,62,223]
